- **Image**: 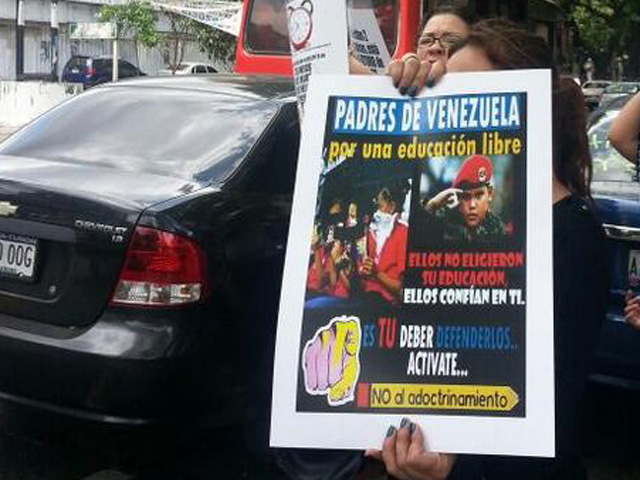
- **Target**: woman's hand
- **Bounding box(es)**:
[386,54,447,97]
[625,290,640,330]
[366,418,456,480]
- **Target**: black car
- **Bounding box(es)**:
[0,75,299,426]
[62,55,146,88]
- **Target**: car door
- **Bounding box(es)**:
[589,111,640,387]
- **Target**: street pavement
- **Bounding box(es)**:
[0,383,636,479]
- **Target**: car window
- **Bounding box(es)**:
[245,0,398,56]
[371,0,398,56]
[604,83,639,94]
[195,65,207,73]
[64,56,88,72]
[589,113,637,182]
[584,81,608,89]
[0,88,279,184]
[245,0,290,54]
[244,104,299,194]
[206,66,216,73]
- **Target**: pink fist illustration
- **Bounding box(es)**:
[303,316,361,406]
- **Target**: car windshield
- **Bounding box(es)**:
[604,83,638,94]
[0,87,278,183]
[584,81,609,89]
[65,57,88,70]
[589,112,637,182]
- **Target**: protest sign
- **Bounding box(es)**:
[348,4,392,74]
[286,0,349,114]
[271,71,554,457]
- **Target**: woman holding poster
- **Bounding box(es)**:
[368,19,608,480]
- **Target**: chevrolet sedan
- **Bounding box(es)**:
[0,75,298,426]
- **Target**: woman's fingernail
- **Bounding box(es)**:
[407,86,418,97]
[399,86,408,95]
[409,422,416,435]
[426,78,435,88]
[386,426,396,438]
[400,417,410,429]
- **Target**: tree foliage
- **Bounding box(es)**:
[161,12,193,73]
[560,0,640,77]
[98,0,161,48]
[99,0,240,69]
[190,19,237,66]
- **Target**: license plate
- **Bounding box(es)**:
[0,233,38,281]
[629,250,640,287]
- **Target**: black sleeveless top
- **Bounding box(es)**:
[450,195,609,480]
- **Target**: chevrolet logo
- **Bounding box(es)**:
[0,202,18,217]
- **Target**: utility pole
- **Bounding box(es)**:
[15,0,25,80]
[112,26,119,83]
[51,0,60,81]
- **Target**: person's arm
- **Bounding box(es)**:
[624,290,640,330]
[375,270,402,298]
[349,54,374,75]
[325,255,338,290]
[311,247,327,288]
[360,256,402,299]
[608,92,640,162]
[338,269,351,293]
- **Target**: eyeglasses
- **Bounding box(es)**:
[417,32,464,49]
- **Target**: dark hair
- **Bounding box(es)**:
[452,18,553,71]
[554,77,592,199]
[378,180,411,213]
[450,19,592,199]
[423,5,477,30]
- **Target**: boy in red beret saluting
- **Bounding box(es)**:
[425,155,505,244]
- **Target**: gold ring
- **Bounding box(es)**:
[401,52,420,63]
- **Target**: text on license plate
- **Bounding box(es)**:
[0,233,37,279]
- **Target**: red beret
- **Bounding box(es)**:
[452,155,493,190]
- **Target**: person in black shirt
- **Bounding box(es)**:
[372,19,608,480]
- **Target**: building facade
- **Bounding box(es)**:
[0,0,224,80]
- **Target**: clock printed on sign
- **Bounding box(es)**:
[288,0,313,51]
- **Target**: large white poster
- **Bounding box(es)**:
[270,71,554,457]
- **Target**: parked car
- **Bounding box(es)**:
[158,62,218,75]
[588,104,640,389]
[0,75,298,426]
[582,80,611,110]
[62,55,146,88]
[599,82,640,107]
[588,94,633,127]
